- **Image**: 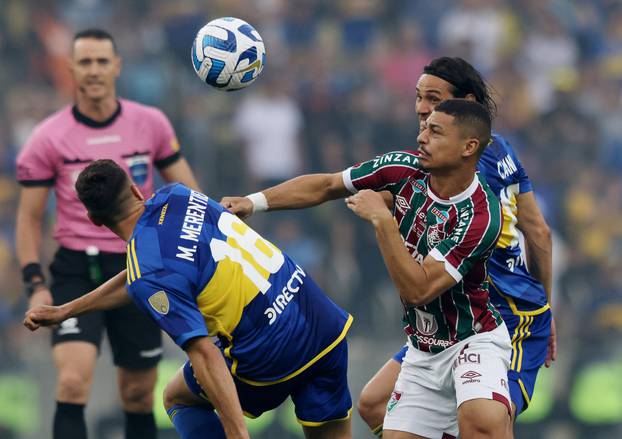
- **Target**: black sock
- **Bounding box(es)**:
[54,402,87,439]
[125,411,157,439]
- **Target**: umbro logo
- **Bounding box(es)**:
[395,195,411,214]
[461,370,482,379]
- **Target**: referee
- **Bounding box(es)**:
[15,29,200,439]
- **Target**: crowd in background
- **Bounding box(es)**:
[1,0,621,437]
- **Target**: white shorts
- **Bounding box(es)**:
[383,324,512,438]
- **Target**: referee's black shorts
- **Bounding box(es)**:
[50,246,162,370]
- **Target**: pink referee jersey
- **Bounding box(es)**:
[16,99,182,253]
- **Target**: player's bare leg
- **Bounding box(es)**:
[383,430,427,439]
[118,366,157,412]
[302,417,351,439]
[163,368,207,409]
[118,366,158,438]
[458,398,512,439]
[53,341,97,403]
[358,358,401,434]
[53,342,98,438]
[163,367,226,439]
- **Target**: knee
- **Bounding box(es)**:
[57,371,91,403]
[459,408,510,439]
[120,380,154,411]
[163,380,181,411]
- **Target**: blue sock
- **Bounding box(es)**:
[167,404,226,439]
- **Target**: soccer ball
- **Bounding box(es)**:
[191,17,266,91]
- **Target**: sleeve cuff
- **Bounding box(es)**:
[18,178,55,187]
[155,151,182,170]
[175,328,209,348]
[342,168,357,194]
[429,248,462,282]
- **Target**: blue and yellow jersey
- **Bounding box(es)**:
[125,183,352,384]
[477,133,548,308]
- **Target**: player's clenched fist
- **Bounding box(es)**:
[345,190,393,225]
[24,305,68,331]
[220,196,254,219]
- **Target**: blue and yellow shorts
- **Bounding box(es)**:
[183,338,352,426]
[489,289,551,415]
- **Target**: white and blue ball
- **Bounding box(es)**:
[191,17,265,91]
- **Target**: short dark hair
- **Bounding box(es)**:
[434,99,492,155]
[75,159,132,227]
[73,28,117,53]
[423,57,497,119]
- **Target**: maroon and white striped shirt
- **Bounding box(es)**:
[343,150,503,353]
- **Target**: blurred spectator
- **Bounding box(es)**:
[438,0,513,72]
[233,75,304,188]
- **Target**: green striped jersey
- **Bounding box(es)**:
[343,150,503,353]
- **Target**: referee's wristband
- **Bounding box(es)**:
[22,263,47,297]
[22,262,45,284]
[246,192,268,213]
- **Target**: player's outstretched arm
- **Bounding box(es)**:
[185,336,250,439]
[221,172,350,219]
[24,270,131,331]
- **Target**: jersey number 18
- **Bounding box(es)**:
[210,212,285,294]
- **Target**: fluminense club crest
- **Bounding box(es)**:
[427,222,447,248]
[387,391,402,413]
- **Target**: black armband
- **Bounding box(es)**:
[22,263,46,297]
[22,262,45,283]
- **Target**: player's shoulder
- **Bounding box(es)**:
[144,183,191,221]
[378,149,420,164]
[130,187,190,278]
[483,132,519,160]
[472,174,502,212]
[362,149,422,171]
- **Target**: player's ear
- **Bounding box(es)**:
[87,212,103,227]
[463,138,480,158]
[130,184,145,202]
[464,93,476,103]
